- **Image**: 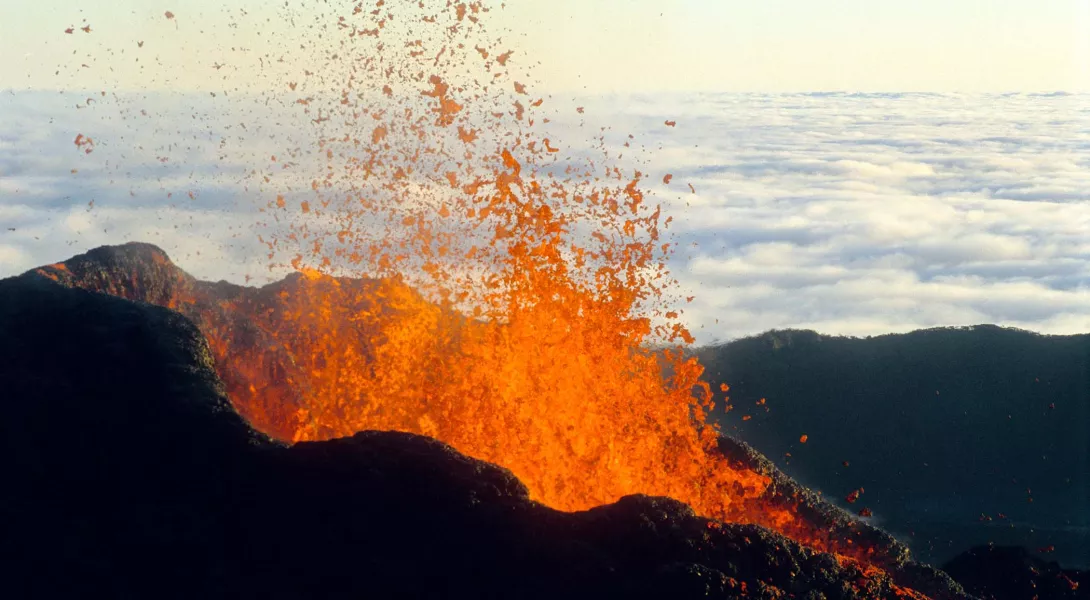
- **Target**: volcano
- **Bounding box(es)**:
[14,0,1085,595]
[0,242,996,599]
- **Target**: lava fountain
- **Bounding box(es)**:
[48,0,899,568]
[240,0,784,525]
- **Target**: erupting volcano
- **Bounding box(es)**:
[7,1,1020,598]
[34,241,971,598]
[49,0,848,555]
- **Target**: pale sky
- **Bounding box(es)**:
[2,0,1088,93]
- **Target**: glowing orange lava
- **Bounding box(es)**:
[48,0,917,580]
[229,0,790,524]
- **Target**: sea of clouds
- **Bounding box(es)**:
[2,89,1089,343]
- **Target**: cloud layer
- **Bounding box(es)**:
[570,92,1090,342]
[3,90,1089,343]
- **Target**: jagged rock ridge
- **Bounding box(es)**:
[1,263,972,598]
[29,242,413,441]
[30,245,940,573]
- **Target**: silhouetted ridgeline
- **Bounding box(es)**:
[1,249,976,599]
[4,244,1087,598]
[697,327,1090,569]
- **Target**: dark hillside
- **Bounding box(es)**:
[697,327,1090,569]
[0,262,972,599]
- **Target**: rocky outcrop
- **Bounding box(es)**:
[1,253,975,599]
[30,242,411,440]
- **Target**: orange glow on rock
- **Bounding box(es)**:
[223,0,881,562]
[220,0,811,540]
[44,1,927,585]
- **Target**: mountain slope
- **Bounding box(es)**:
[0,258,973,599]
[28,242,430,441]
[27,243,924,569]
[697,327,1090,569]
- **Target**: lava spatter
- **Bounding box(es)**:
[236,0,786,525]
[49,0,920,583]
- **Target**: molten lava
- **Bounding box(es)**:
[47,0,928,584]
[228,0,791,527]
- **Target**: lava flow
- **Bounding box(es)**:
[49,0,907,577]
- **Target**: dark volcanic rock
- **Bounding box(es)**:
[942,546,1089,600]
[718,436,970,600]
[0,271,272,598]
[1,254,977,598]
[29,242,411,440]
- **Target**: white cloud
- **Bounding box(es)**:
[3,90,1090,344]
[606,91,1090,342]
[833,159,936,179]
[0,244,33,272]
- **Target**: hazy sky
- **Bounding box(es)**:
[3,0,1088,93]
[499,0,1090,92]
